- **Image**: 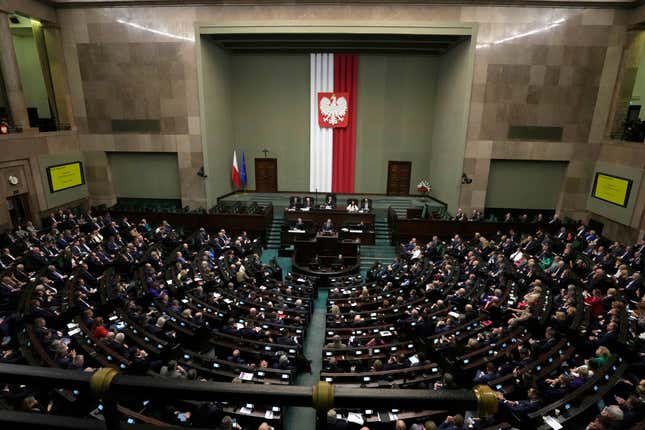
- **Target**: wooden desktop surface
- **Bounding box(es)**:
[284,208,374,226]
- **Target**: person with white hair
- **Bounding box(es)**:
[600,405,623,422]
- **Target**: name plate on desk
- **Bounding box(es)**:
[288,229,306,233]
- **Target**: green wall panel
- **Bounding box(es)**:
[12,32,51,119]
[108,152,181,199]
[200,43,473,200]
[230,54,310,191]
[430,39,473,211]
[200,38,234,205]
[485,160,568,209]
[355,54,437,194]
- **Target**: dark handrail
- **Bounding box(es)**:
[0,363,497,415]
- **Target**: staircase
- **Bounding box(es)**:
[359,215,396,274]
[266,214,284,251]
[387,199,412,219]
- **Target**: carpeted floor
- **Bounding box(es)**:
[283,289,328,430]
[260,249,330,429]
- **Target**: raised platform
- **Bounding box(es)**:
[219,191,445,219]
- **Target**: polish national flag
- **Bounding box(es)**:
[231,150,241,189]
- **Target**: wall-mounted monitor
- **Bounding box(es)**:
[591,172,633,208]
[47,161,85,193]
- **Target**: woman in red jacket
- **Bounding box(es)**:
[91,316,108,339]
[584,288,603,318]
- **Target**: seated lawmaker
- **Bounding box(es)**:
[322,219,334,233]
[288,197,302,210]
[359,197,371,212]
[292,218,306,231]
[323,195,336,209]
[302,196,313,210]
[346,200,358,213]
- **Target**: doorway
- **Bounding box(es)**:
[386,161,411,196]
[6,193,31,227]
[255,158,278,192]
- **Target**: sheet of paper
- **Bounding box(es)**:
[347,413,364,425]
[543,416,563,430]
[239,372,254,381]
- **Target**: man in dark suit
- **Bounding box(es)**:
[293,218,306,231]
[29,247,48,268]
[323,195,336,209]
[289,197,302,210]
[593,322,619,349]
[322,219,334,233]
[302,197,313,209]
[497,388,543,419]
[360,198,371,212]
[622,272,641,301]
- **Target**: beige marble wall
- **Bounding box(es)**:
[0,131,87,227]
[460,8,628,213]
[52,3,640,236]
[57,6,204,207]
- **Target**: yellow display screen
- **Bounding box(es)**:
[592,173,632,207]
[47,162,85,193]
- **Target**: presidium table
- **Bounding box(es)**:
[284,209,372,281]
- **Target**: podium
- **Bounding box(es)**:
[292,232,360,281]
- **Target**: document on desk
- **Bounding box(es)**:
[239,372,254,381]
[543,416,563,429]
[347,412,364,425]
[264,411,274,420]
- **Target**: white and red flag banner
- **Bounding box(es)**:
[231,150,241,189]
[309,54,357,193]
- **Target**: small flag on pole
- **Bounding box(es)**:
[231,150,241,189]
[240,152,247,187]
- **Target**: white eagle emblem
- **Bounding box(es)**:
[319,94,348,126]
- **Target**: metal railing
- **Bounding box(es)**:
[0,363,497,429]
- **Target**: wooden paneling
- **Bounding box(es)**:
[255,158,278,192]
[387,161,411,196]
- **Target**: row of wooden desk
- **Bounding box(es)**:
[95,206,274,245]
[283,209,375,246]
[283,208,374,226]
[388,207,565,244]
